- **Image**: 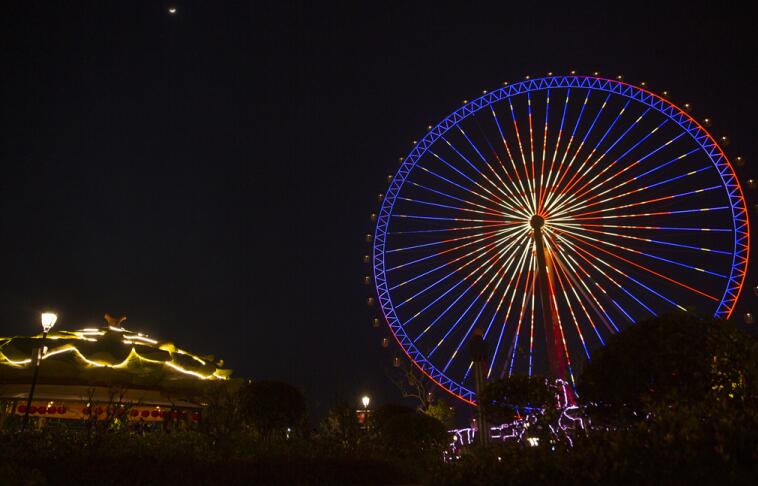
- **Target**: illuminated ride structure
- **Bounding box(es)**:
[0,315,232,426]
[371,75,749,405]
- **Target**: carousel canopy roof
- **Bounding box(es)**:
[0,314,232,389]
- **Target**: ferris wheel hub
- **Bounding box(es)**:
[530,214,545,230]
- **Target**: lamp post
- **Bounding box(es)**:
[357,395,371,429]
[21,312,57,431]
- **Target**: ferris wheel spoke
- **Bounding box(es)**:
[553,227,720,301]
[551,245,620,333]
[440,248,523,373]
[557,205,730,222]
[439,136,522,211]
[544,92,612,210]
[490,106,532,209]
[540,89,571,212]
[537,89,550,214]
[554,147,703,217]
[550,243,609,344]
[408,180,519,217]
[429,149,517,212]
[390,221,515,236]
[393,229,525,305]
[549,99,633,210]
[549,249,592,360]
[554,224,728,279]
[527,92,537,210]
[546,255,577,387]
[415,163,515,213]
[549,118,672,213]
[540,89,592,210]
[414,240,518,345]
[507,97,537,213]
[387,223,523,274]
[387,226,515,255]
[560,184,722,220]
[400,237,518,328]
[558,223,732,233]
[558,129,685,214]
[528,258,537,376]
[486,238,533,379]
[553,233,660,316]
[554,107,652,212]
[459,239,531,383]
[553,164,712,218]
[556,232,687,314]
[397,196,512,218]
[555,223,732,255]
[507,250,537,377]
[458,122,534,213]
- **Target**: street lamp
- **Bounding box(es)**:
[361,395,370,410]
[21,312,57,431]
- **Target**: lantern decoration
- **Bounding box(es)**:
[130,409,139,417]
[141,410,150,418]
[17,405,27,413]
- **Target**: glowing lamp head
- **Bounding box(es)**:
[361,395,370,409]
[41,312,57,332]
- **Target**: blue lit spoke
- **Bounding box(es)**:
[557,225,728,279]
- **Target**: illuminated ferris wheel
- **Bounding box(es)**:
[371,75,749,405]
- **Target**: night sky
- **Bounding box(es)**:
[1,1,755,417]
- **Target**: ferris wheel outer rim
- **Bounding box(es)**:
[372,75,750,406]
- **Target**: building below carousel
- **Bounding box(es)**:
[0,314,236,430]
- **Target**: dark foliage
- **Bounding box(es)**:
[479,375,553,423]
[579,313,757,418]
[238,380,307,437]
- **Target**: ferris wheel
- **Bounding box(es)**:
[370,75,749,405]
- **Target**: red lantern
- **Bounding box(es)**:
[141,410,150,418]
[38,407,46,415]
[17,405,27,413]
[161,411,169,418]
[191,412,200,421]
[151,410,160,418]
[47,407,56,414]
[29,406,37,414]
[97,407,104,415]
[130,409,139,417]
[58,406,66,414]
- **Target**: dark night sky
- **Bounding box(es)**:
[1,1,755,417]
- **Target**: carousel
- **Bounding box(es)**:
[0,314,234,429]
